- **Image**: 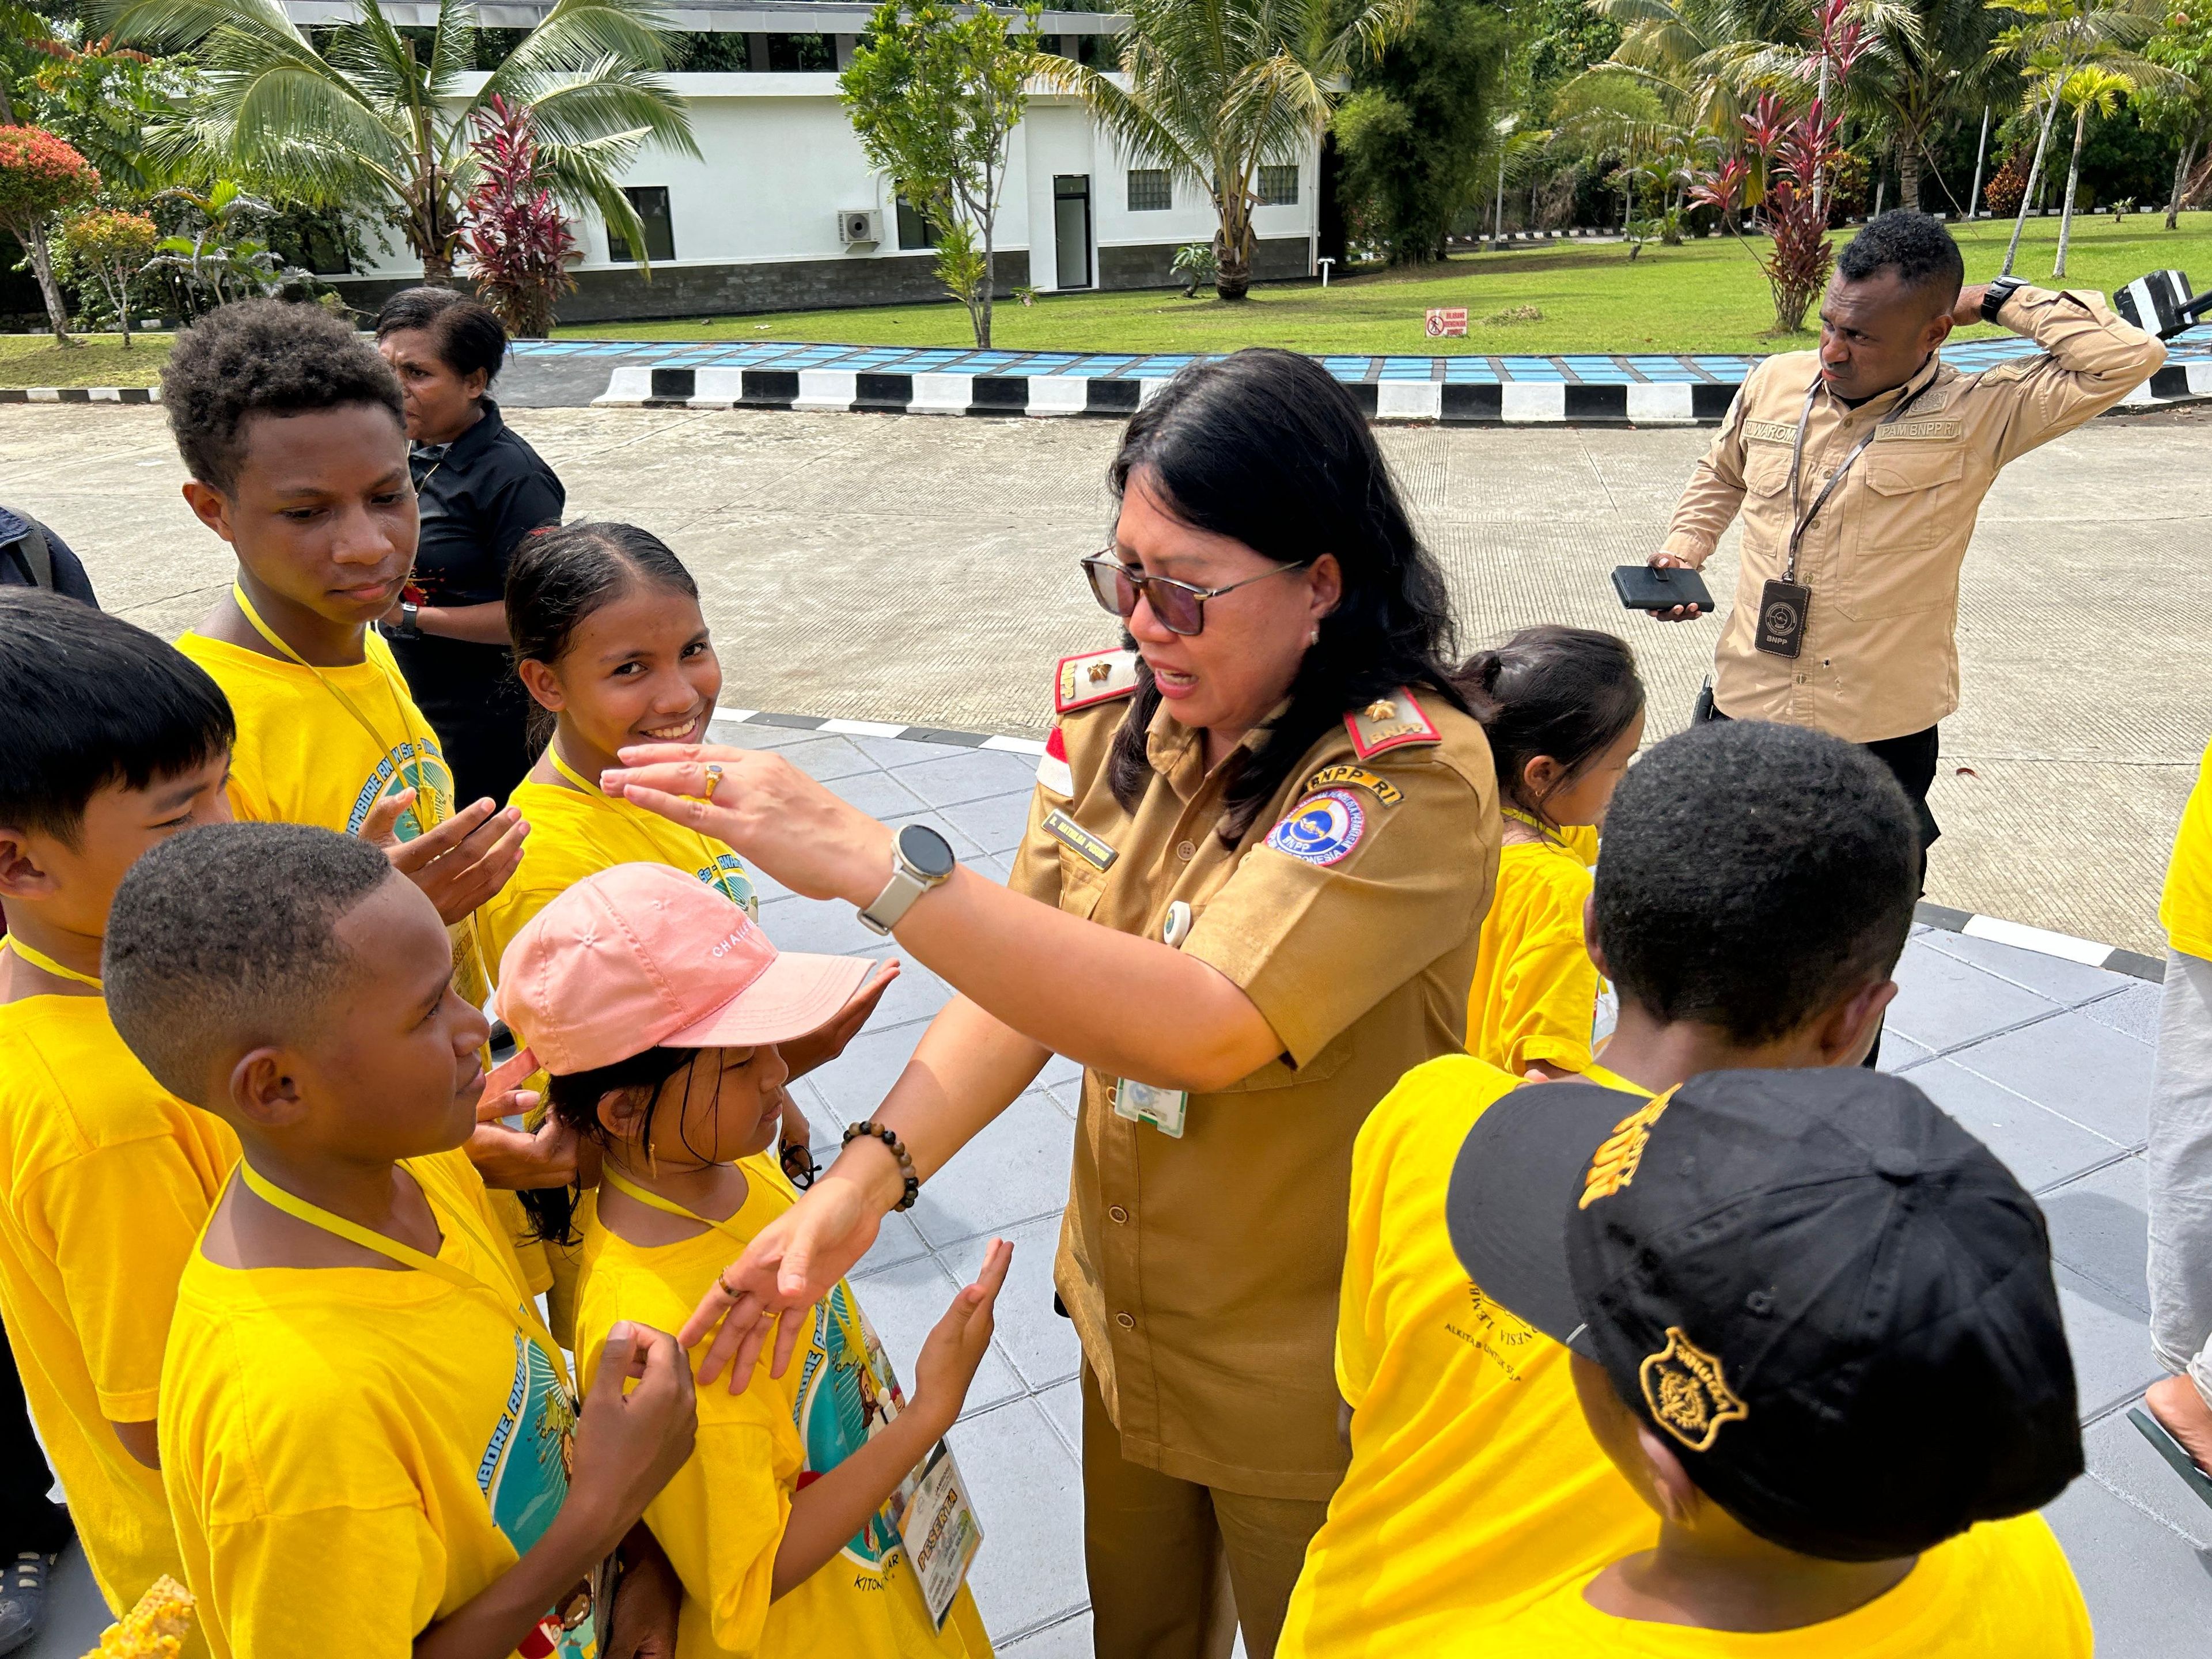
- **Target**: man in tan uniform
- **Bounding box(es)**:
[1650,210,2164,851]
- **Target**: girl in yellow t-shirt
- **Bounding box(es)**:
[1453,627,1645,1078]
[492,864,1007,1659]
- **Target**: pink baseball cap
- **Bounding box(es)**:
[483,862,874,1095]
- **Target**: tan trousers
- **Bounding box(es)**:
[1080,1366,1332,1659]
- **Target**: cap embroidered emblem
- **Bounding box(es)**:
[1639,1327,1748,1452]
[1366,699,1397,721]
[1578,1085,1681,1209]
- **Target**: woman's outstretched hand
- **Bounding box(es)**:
[676,1148,902,1391]
[602,744,893,908]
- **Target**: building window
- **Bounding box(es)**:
[1127,169,1171,212]
[607,187,675,263]
[1257,165,1299,206]
[767,32,835,71]
[896,195,937,251]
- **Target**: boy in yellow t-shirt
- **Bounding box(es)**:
[1279,719,1927,1658]
[104,822,698,1659]
[0,594,239,1638]
[1452,627,1644,1078]
[1445,1067,2090,1658]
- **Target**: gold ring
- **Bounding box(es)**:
[718,1270,742,1300]
[703,762,724,801]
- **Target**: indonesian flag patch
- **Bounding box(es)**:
[1037,726,1074,799]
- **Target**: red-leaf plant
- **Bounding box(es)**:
[457,96,576,339]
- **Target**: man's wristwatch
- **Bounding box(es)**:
[395,601,422,641]
[1980,276,2026,326]
[857,822,957,935]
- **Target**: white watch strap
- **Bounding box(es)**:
[858,865,929,935]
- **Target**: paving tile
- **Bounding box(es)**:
[1036,1376,1083,1460]
[885,804,992,862]
[1887,942,2062,1052]
[910,1089,1075,1250]
[1909,1059,2127,1193]
[1001,1609,1094,1657]
[2043,1464,2212,1656]
[805,1021,929,1121]
[849,1249,1026,1416]
[2040,1156,2152,1316]
[753,892,887,956]
[2056,1263,2165,1418]
[2080,1401,2212,1548]
[2083,980,2166,1046]
[1876,1030,1934,1072]
[937,789,1038,857]
[825,764,931,820]
[772,733,880,781]
[947,1396,1090,1637]
[703,719,822,751]
[1951,1011,2156,1147]
[974,851,1017,885]
[894,748,1046,809]
[1921,929,2139,1007]
[1040,1052,1082,1092]
[853,1207,931,1275]
[989,1213,1083,1391]
[844,954,956,1033]
[854,733,978,767]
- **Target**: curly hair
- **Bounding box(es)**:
[1837,211,1965,312]
[1592,721,1920,1044]
[161,298,404,493]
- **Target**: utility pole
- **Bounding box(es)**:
[1967,104,1991,219]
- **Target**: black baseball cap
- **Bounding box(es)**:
[1445,1067,2082,1562]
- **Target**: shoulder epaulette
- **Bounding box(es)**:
[1344,690,1441,760]
[1055,648,1140,715]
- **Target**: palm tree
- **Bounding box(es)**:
[1849,0,2000,212]
[2051,62,2130,270]
[1986,0,2172,275]
[105,0,695,279]
[1039,0,1410,300]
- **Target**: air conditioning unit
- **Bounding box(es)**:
[838,209,882,247]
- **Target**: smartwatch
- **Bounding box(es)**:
[857,822,957,935]
[1980,276,2025,327]
[396,601,422,641]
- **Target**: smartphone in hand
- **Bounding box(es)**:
[1613,565,1715,613]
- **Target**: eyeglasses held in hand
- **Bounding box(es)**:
[1079,552,1313,638]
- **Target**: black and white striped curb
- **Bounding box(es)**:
[1915,901,2164,984]
[601,362,2212,426]
[0,385,160,404]
[704,703,2166,984]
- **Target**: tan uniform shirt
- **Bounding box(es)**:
[1662,286,2164,743]
[1009,660,1499,1499]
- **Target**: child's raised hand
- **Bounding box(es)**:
[464,1090,579,1190]
[368,791,529,923]
[569,1322,698,1556]
[911,1238,1012,1434]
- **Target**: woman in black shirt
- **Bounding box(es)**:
[375,287,566,805]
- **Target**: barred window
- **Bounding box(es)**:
[1127,169,1172,212]
[1257,165,1300,206]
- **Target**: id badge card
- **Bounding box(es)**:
[1114,900,1194,1138]
[1755,579,1811,658]
[899,1440,984,1629]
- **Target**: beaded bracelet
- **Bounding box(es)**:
[843,1120,921,1212]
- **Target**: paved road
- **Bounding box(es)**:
[5,400,2207,953]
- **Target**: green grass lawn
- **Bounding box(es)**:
[0,333,173,387]
[555,211,2212,357]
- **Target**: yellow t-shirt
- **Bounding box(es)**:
[479,777,757,979]
[2162,731,2212,960]
[1560,823,1600,868]
[1278,1056,1657,1658]
[0,994,238,1630]
[575,1156,990,1659]
[1461,1513,2090,1657]
[160,1149,591,1659]
[1466,838,1604,1076]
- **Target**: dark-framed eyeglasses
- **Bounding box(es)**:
[1078,552,1314,638]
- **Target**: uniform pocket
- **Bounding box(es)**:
[1842,448,1967,619]
[1743,444,1793,498]
[1057,846,1107,921]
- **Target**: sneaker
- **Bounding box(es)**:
[0,1550,54,1656]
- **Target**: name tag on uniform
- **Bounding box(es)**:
[1115,901,1194,1137]
[1743,419,1799,445]
[1041,809,1116,872]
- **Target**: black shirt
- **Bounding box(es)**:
[0,506,97,605]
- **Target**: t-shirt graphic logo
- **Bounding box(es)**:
[346,740,456,840]
[696,852,760,918]
[480,1330,594,1658]
[793,1283,912,1569]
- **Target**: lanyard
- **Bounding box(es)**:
[548,741,730,890]
[1782,365,1938,584]
[237,1157,569,1381]
[0,933,101,989]
[1501,805,1563,846]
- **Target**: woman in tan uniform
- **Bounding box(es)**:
[603,349,1501,1658]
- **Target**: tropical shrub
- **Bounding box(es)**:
[56,207,159,343]
[0,126,99,341]
[459,96,577,338]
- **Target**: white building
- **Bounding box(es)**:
[296,2,1323,321]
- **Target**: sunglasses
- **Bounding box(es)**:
[1079,552,1314,638]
